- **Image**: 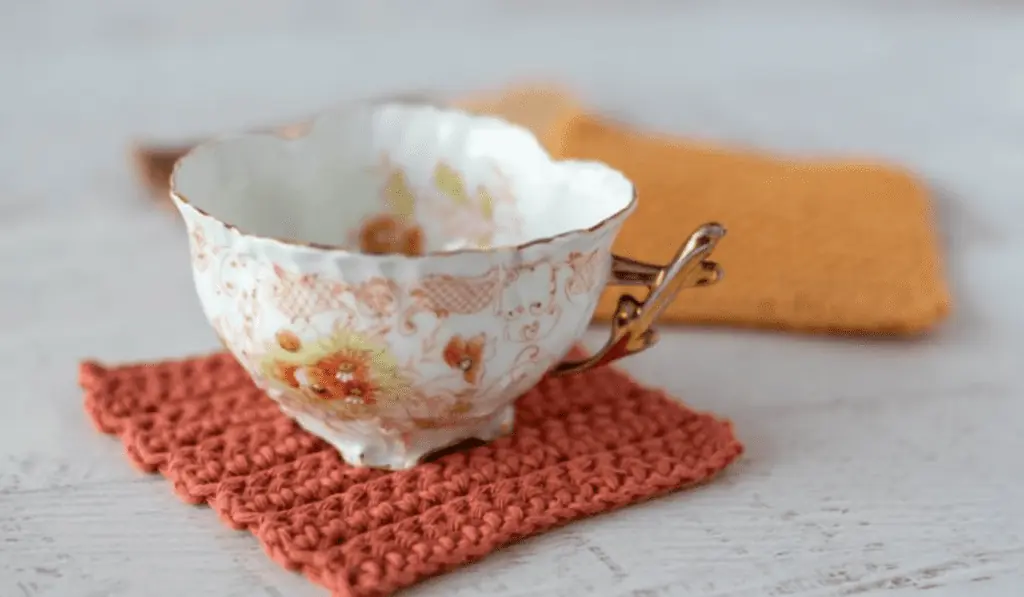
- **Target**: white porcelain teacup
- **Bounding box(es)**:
[170,100,725,470]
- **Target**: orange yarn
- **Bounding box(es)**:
[462,85,952,335]
[79,349,742,597]
[555,113,951,335]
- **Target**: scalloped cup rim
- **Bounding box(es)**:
[168,100,638,260]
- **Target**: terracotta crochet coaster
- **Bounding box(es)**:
[79,350,742,597]
[556,113,951,336]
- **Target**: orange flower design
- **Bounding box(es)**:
[276,330,302,352]
[337,377,379,406]
[359,214,424,257]
[319,349,373,382]
[275,349,375,402]
[260,329,408,421]
[443,333,486,384]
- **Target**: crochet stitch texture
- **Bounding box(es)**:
[79,350,743,597]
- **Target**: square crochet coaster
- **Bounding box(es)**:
[557,113,951,336]
[79,350,743,597]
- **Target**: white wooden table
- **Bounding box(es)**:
[3,1,1023,595]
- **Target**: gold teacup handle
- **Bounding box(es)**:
[551,222,726,376]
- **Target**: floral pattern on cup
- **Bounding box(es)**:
[168,101,686,470]
[443,333,487,385]
[358,214,424,256]
[184,211,612,438]
[259,327,410,421]
[346,159,521,256]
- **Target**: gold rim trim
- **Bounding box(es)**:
[168,101,639,259]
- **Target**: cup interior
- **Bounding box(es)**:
[170,102,634,254]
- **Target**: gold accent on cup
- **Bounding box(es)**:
[551,223,725,375]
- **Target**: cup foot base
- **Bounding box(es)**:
[278,402,516,471]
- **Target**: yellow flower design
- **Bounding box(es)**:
[478,186,495,219]
[434,162,470,205]
[260,328,410,420]
[383,168,416,218]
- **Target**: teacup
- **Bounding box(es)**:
[169,99,725,470]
